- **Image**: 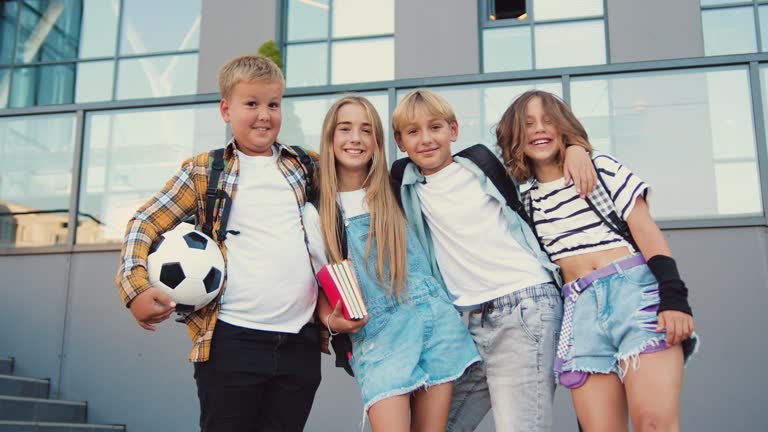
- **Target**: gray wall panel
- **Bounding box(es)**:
[59,251,198,432]
[395,0,479,79]
[0,254,69,398]
[197,0,279,95]
[608,0,704,63]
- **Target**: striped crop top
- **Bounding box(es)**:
[526,154,650,261]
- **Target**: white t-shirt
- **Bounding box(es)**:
[217,148,317,333]
[415,162,552,307]
[528,154,650,261]
[303,189,368,271]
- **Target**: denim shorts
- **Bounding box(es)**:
[555,255,699,389]
[350,276,481,411]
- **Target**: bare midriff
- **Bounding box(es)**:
[556,246,637,284]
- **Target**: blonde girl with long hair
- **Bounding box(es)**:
[303,95,479,431]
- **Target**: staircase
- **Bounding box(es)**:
[0,356,125,431]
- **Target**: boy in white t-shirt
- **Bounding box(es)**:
[392,89,595,432]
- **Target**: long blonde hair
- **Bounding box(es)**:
[496,90,593,182]
[318,95,408,298]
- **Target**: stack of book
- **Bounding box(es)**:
[317,260,368,320]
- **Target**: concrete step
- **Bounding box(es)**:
[0,375,49,398]
[0,358,12,376]
[0,421,125,431]
[0,396,86,423]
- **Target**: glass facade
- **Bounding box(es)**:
[571,67,762,220]
[0,113,76,247]
[0,0,201,107]
[701,0,768,55]
[284,0,394,86]
[482,0,606,72]
[77,104,221,244]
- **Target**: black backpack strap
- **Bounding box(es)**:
[203,148,226,240]
[585,158,639,251]
[389,156,412,208]
[455,144,533,226]
[289,145,316,200]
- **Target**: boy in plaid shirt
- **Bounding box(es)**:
[116,55,321,432]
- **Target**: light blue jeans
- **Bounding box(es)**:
[447,283,563,432]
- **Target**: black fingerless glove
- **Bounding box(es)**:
[647,255,692,316]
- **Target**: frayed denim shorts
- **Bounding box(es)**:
[349,277,481,411]
[555,255,699,389]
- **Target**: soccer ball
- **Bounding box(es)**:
[147,224,225,312]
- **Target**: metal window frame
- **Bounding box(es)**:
[0,53,767,255]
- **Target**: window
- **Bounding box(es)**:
[571,66,762,220]
[701,0,768,55]
[77,104,221,244]
[481,0,607,73]
[0,0,201,108]
[0,113,77,248]
[284,0,394,87]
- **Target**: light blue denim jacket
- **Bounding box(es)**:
[397,156,562,303]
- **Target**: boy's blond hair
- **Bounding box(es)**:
[217,54,285,99]
[392,88,457,134]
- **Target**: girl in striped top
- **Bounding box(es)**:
[496,90,698,432]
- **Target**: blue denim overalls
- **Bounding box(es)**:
[343,213,480,411]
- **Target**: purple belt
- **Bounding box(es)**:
[562,254,647,299]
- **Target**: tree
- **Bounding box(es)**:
[257,40,283,72]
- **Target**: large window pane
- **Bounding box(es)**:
[0,68,10,108]
[333,0,394,38]
[0,1,18,65]
[79,0,119,58]
[75,61,114,103]
[396,80,562,157]
[116,53,197,100]
[77,104,222,244]
[286,43,328,87]
[0,114,76,248]
[281,92,389,157]
[10,63,75,107]
[286,0,328,41]
[331,38,393,85]
[483,27,532,73]
[702,7,757,55]
[15,0,83,64]
[571,67,762,220]
[534,0,603,21]
[535,20,605,69]
[119,0,201,55]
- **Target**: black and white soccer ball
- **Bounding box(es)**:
[147,224,225,312]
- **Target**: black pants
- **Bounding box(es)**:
[193,320,321,432]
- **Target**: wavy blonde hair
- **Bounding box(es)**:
[318,95,408,298]
[496,90,593,182]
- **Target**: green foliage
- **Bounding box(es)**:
[257,40,284,72]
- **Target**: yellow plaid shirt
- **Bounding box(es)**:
[116,140,328,362]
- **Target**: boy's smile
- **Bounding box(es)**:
[395,105,459,176]
[220,80,283,157]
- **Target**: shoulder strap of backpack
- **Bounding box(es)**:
[203,148,226,240]
[389,156,412,209]
[585,158,639,250]
[455,144,533,226]
[289,145,316,200]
